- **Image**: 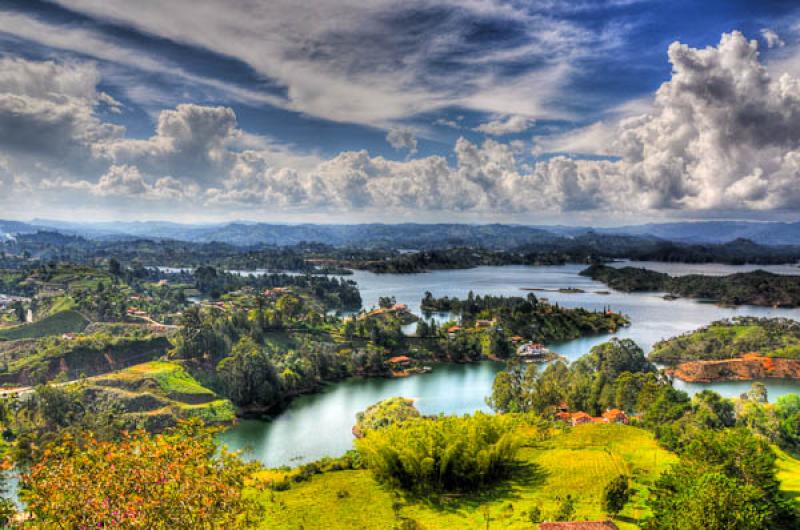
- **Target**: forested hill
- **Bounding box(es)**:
[582,264,800,307]
[5,218,800,253]
[650,317,800,363]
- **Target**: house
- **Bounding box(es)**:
[539,521,619,530]
[447,325,461,338]
[517,341,550,358]
[510,335,524,343]
[157,279,169,287]
[555,411,572,422]
[390,303,408,312]
[570,412,593,426]
[601,409,629,424]
[474,319,496,328]
[388,355,412,366]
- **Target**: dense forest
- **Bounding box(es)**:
[5,229,800,277]
[420,291,628,342]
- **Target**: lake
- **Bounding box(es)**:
[218,262,800,467]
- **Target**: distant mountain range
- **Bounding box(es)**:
[1,219,799,248]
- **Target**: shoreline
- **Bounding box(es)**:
[668,355,800,383]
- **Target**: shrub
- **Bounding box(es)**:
[527,505,542,523]
[356,412,521,494]
[22,420,260,528]
[354,397,421,435]
[603,474,632,517]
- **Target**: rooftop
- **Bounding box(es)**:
[539,521,619,530]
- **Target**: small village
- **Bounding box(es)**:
[554,402,630,427]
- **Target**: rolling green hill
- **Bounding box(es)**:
[254,423,676,530]
[0,310,89,341]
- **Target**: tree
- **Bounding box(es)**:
[554,494,576,521]
[356,412,521,494]
[378,296,396,309]
[646,428,798,530]
[487,361,537,413]
[217,337,279,408]
[107,258,122,277]
[11,301,25,322]
[603,474,632,517]
[22,421,260,529]
[647,472,771,530]
[746,382,768,404]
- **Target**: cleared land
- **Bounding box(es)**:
[0,310,88,341]
[88,361,236,428]
[254,423,677,530]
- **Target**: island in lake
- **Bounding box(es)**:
[581,264,800,307]
[651,317,800,382]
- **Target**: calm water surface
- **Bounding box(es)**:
[219,263,800,467]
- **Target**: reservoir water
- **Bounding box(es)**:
[218,262,800,467]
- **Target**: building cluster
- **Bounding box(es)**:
[554,402,629,426]
[262,287,292,298]
[516,341,551,358]
[0,294,30,309]
[539,522,619,530]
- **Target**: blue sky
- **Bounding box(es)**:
[1,0,800,223]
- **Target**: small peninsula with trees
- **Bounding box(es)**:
[581,264,800,307]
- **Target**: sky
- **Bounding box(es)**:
[1,0,800,225]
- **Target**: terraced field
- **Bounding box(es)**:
[88,361,236,430]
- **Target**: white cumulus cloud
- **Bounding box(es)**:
[5,31,800,220]
[385,128,418,154]
[475,115,534,136]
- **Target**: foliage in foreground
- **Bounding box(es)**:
[355,412,521,494]
[22,421,261,529]
[258,423,678,529]
[645,428,798,530]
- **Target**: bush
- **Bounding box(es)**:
[22,420,261,528]
[603,474,632,517]
[356,412,521,494]
[355,397,421,435]
[527,505,542,523]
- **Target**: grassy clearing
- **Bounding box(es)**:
[91,361,236,425]
[0,310,88,341]
[98,361,215,398]
[255,423,677,530]
[775,446,800,506]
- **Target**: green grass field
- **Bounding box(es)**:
[96,361,215,398]
[91,361,236,424]
[0,310,88,341]
[776,446,800,507]
[255,423,678,530]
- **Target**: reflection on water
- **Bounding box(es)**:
[219,263,800,467]
[218,362,503,467]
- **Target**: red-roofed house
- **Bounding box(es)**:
[555,411,572,422]
[601,409,629,424]
[388,355,412,366]
[539,522,619,530]
[570,412,593,426]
